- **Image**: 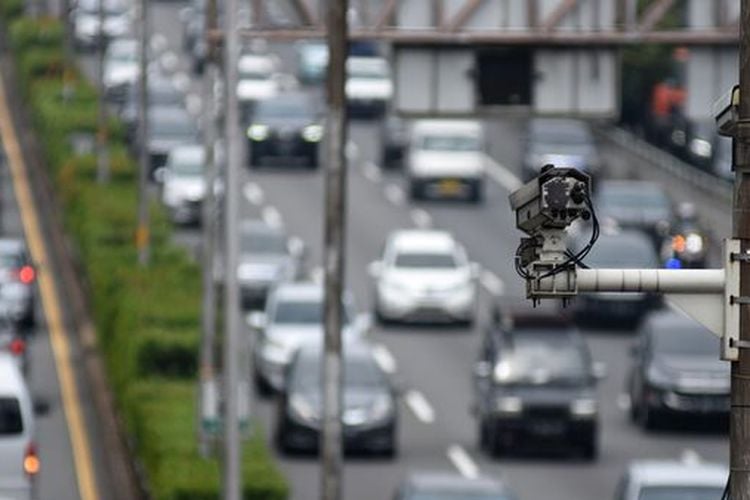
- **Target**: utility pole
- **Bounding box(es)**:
[136,0,150,266]
[96,0,110,185]
[321,0,348,498]
[199,0,220,458]
[731,1,750,498]
[222,0,242,494]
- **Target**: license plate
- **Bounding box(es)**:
[438,179,463,196]
[530,421,565,436]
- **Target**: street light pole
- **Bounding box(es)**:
[730,1,750,498]
[222,0,242,495]
[136,0,150,266]
[96,0,110,184]
[321,0,349,499]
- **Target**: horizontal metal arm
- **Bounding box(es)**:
[576,269,725,294]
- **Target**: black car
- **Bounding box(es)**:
[246,93,322,169]
[275,341,397,456]
[627,309,729,430]
[594,180,673,247]
[573,229,661,325]
[144,106,200,175]
[473,305,601,459]
[380,115,408,168]
[394,472,517,500]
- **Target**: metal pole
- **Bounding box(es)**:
[321,0,348,498]
[731,1,750,498]
[96,0,110,184]
[136,0,150,266]
[199,0,220,458]
[222,0,242,493]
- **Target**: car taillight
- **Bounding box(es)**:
[9,338,25,356]
[18,266,35,284]
[23,442,40,476]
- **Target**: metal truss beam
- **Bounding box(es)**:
[443,0,487,31]
[541,0,579,31]
[638,0,677,32]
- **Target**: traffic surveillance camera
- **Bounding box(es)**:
[509,165,592,237]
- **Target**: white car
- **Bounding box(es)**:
[346,56,392,116]
[615,459,727,500]
[103,38,139,102]
[0,354,37,500]
[72,0,131,49]
[236,54,280,102]
[369,230,479,325]
[160,145,207,225]
[408,119,486,203]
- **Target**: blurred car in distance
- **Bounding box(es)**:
[522,117,601,181]
[0,240,36,331]
[145,106,201,175]
[246,92,322,168]
[0,314,28,376]
[394,472,518,500]
[296,41,328,85]
[573,228,661,326]
[614,458,727,500]
[407,119,485,203]
[346,56,393,117]
[249,282,369,395]
[660,202,709,269]
[236,54,280,103]
[72,0,131,50]
[473,303,603,459]
[684,119,716,170]
[120,75,184,136]
[103,37,139,103]
[380,115,408,168]
[275,341,397,456]
[160,145,207,225]
[237,220,305,309]
[627,309,729,430]
[0,353,38,500]
[370,230,479,325]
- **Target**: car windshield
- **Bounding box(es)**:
[0,251,24,269]
[242,231,287,254]
[420,135,480,152]
[496,331,589,385]
[584,234,658,268]
[638,486,724,500]
[406,493,513,500]
[394,252,457,269]
[293,353,384,391]
[152,117,196,138]
[0,397,23,435]
[652,322,719,357]
[348,59,388,79]
[240,69,271,80]
[255,100,311,120]
[272,298,351,325]
[169,154,203,176]
[79,0,127,15]
[302,45,328,65]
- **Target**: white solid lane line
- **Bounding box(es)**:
[410,208,432,229]
[404,390,436,424]
[447,445,480,479]
[480,270,505,297]
[262,206,283,227]
[362,161,382,183]
[372,344,397,374]
[384,184,406,206]
[483,154,523,192]
[243,182,265,206]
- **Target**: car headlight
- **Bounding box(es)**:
[289,394,319,423]
[689,138,712,158]
[260,337,294,365]
[381,278,408,295]
[685,233,704,254]
[247,124,269,141]
[367,394,394,423]
[646,365,673,390]
[570,398,597,418]
[302,124,323,143]
[495,396,523,415]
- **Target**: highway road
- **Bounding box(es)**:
[78,1,730,498]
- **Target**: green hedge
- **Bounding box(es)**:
[6,18,288,500]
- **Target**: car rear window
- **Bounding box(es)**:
[0,397,23,435]
[394,252,457,269]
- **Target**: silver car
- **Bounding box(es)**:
[103,37,139,103]
[237,220,304,308]
[160,145,207,225]
[249,282,370,395]
[370,230,479,325]
[72,0,131,49]
[615,458,727,500]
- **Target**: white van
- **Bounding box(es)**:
[0,354,37,500]
[407,120,485,203]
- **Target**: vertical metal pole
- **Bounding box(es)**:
[223,0,243,493]
[321,0,348,498]
[136,0,150,266]
[731,1,750,498]
[199,0,220,458]
[96,0,110,184]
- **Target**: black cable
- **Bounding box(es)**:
[721,473,730,500]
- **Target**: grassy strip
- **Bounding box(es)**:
[2,11,288,500]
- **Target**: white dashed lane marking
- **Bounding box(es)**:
[484,154,523,192]
[447,445,480,479]
[479,270,505,297]
[362,161,382,183]
[372,344,397,374]
[262,206,283,227]
[410,208,432,229]
[404,390,436,424]
[384,184,406,207]
[243,182,265,206]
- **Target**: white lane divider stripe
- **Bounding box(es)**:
[447,445,480,479]
[384,184,406,206]
[345,141,359,160]
[484,154,523,192]
[243,182,265,206]
[480,270,505,296]
[404,390,436,424]
[410,208,432,229]
[362,161,382,183]
[262,206,283,227]
[372,344,397,374]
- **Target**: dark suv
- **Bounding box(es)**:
[473,306,602,459]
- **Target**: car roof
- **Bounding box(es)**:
[0,239,25,254]
[168,144,204,161]
[108,38,137,53]
[411,119,482,136]
[389,230,458,253]
[273,282,323,302]
[627,460,727,488]
[297,338,375,362]
[256,91,313,109]
[529,117,589,135]
[238,54,275,73]
[0,353,27,396]
[405,472,510,494]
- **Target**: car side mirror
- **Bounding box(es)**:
[247,312,267,330]
[592,361,607,381]
[473,361,492,379]
[368,260,383,278]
